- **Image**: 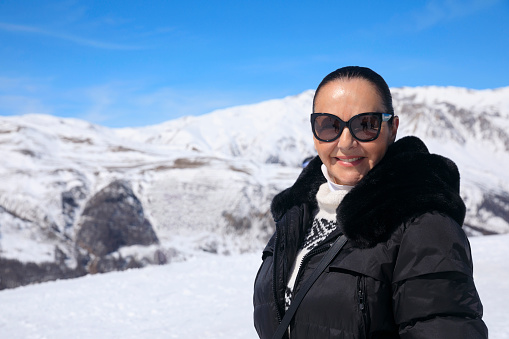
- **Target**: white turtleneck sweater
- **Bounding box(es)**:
[284,165,352,310]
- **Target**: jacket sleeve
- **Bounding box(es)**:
[391,212,488,338]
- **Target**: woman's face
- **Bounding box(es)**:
[313,78,399,186]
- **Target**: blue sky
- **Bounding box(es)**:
[0,0,508,127]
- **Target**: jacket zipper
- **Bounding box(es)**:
[357,277,365,311]
[293,242,332,293]
[274,240,331,338]
[273,230,333,324]
[272,228,282,324]
[357,276,368,338]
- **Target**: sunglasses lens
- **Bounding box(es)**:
[314,115,342,141]
[350,114,381,141]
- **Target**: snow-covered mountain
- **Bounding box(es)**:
[1,85,508,289]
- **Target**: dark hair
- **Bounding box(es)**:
[313,66,394,118]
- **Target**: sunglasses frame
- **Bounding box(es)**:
[311,112,393,143]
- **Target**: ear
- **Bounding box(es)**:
[390,116,399,143]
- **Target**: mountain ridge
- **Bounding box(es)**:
[1,85,508,288]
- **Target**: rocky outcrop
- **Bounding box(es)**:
[0,180,163,290]
[0,255,86,290]
[76,180,158,257]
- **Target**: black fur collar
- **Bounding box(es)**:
[270,136,466,248]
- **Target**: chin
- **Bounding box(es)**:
[335,176,362,186]
[343,180,361,186]
[329,165,370,185]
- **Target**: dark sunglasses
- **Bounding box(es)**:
[311,112,393,142]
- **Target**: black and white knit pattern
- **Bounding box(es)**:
[284,178,352,310]
[285,286,293,311]
[302,217,337,250]
[285,216,338,310]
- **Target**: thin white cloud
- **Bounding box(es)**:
[0,76,53,93]
[0,95,51,115]
[0,22,144,50]
[79,84,118,123]
[53,82,236,126]
[0,76,55,116]
[73,82,261,126]
[0,76,258,127]
[131,87,237,117]
[412,0,502,31]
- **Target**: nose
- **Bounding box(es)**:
[337,126,357,151]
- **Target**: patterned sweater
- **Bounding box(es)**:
[285,165,352,310]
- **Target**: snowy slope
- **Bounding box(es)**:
[1,85,509,288]
[120,86,509,236]
[0,234,506,339]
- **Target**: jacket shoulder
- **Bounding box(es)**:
[393,212,473,282]
[391,212,487,337]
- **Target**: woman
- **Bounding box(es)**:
[253,66,488,338]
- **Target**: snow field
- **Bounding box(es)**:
[0,252,261,339]
[470,234,509,338]
[0,235,507,338]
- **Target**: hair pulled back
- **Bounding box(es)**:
[313,66,394,118]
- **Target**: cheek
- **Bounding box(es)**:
[314,139,335,163]
[365,142,390,167]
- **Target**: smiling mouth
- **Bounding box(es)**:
[337,157,363,163]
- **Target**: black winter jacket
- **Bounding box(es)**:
[253,136,488,338]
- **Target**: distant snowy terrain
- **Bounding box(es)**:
[0,234,507,338]
[1,85,509,288]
